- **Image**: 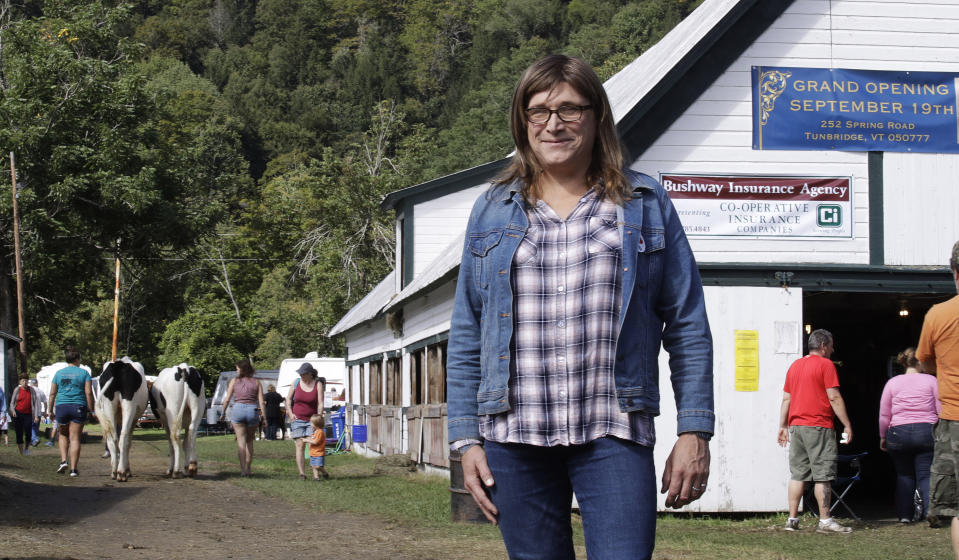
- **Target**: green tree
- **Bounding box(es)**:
[0,2,248,371]
[157,295,256,390]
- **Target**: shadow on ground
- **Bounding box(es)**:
[0,472,144,528]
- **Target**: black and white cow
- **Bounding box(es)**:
[150,363,206,478]
[96,357,149,482]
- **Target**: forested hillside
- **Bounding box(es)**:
[0,0,700,386]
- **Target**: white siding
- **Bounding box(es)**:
[636,0,959,265]
[883,152,959,266]
[413,184,487,277]
[655,285,803,512]
[400,281,456,345]
[345,322,399,363]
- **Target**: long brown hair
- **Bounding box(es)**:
[236,358,255,378]
[494,54,629,205]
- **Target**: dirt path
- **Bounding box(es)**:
[0,439,504,560]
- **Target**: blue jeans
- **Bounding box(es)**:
[485,437,656,560]
[887,422,935,520]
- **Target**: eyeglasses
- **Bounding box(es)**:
[524,105,592,124]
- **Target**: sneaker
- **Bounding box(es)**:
[69,469,78,477]
[57,461,69,474]
[784,518,799,531]
[928,514,942,528]
[102,450,111,458]
[44,441,54,447]
[23,447,29,456]
[817,519,852,533]
[898,518,911,524]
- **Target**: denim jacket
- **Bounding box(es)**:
[447,170,714,443]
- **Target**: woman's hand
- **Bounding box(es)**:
[461,445,498,524]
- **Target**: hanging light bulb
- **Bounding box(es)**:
[898,300,909,317]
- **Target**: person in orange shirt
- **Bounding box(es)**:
[919,240,959,555]
[308,414,329,481]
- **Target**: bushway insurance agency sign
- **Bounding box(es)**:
[660,174,852,238]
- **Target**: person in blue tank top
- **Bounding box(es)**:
[48,346,94,477]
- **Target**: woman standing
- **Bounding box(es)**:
[285,363,325,480]
[446,55,712,559]
[9,376,41,455]
[879,347,940,523]
[221,359,266,476]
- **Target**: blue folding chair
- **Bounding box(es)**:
[830,452,868,521]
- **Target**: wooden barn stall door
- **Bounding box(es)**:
[365,405,404,455]
[408,404,448,468]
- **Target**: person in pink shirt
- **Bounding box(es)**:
[880,347,940,523]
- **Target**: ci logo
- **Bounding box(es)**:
[817,205,842,227]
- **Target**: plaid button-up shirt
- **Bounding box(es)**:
[479,190,655,448]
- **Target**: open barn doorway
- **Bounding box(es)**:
[801,291,951,518]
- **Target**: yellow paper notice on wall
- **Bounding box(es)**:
[735,330,759,392]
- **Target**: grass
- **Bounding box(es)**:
[2,429,955,559]
[193,434,953,559]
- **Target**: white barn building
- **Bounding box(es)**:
[331,0,959,512]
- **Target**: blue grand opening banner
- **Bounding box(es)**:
[752,66,959,153]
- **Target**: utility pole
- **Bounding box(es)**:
[111,241,120,362]
[9,152,26,375]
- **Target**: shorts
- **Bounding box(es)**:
[310,456,325,467]
[55,404,88,425]
[230,403,259,426]
[931,419,959,517]
[290,419,314,439]
[788,425,837,482]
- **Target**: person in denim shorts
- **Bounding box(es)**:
[48,347,94,477]
[221,359,266,476]
[777,329,853,533]
[285,363,325,480]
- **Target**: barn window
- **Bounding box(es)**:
[410,348,425,405]
[385,356,402,405]
[426,340,447,404]
[369,360,383,405]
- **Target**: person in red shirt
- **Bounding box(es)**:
[777,329,853,533]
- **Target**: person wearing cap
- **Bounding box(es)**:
[919,240,959,547]
[285,363,326,480]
